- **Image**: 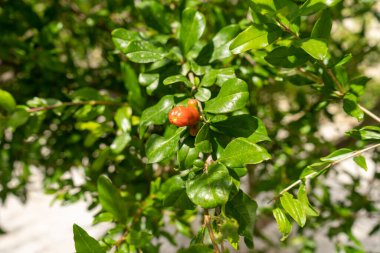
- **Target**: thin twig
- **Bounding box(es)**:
[269,143,380,203]
[204,209,221,253]
[358,104,380,124]
[26,100,126,113]
[319,62,345,95]
[275,18,300,39]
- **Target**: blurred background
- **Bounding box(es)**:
[1,0,380,252]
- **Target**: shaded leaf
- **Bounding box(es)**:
[97,175,128,223]
[161,176,195,209]
[265,46,308,68]
[311,10,332,39]
[297,184,319,217]
[225,190,258,248]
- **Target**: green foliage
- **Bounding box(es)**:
[1,0,380,252]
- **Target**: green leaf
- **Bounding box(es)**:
[343,93,364,121]
[177,139,199,169]
[0,89,16,114]
[163,75,192,87]
[121,63,145,114]
[210,25,240,62]
[249,0,276,13]
[347,126,380,140]
[7,108,29,130]
[273,208,292,241]
[186,163,232,209]
[194,87,211,102]
[136,1,170,33]
[212,115,270,142]
[178,244,213,253]
[295,38,329,60]
[146,127,186,163]
[97,175,128,223]
[353,155,367,171]
[219,137,271,168]
[298,0,342,16]
[139,95,175,138]
[320,148,353,162]
[110,133,131,154]
[115,106,131,133]
[161,176,195,209]
[200,68,236,87]
[195,124,212,153]
[204,78,249,114]
[311,10,332,40]
[265,46,308,68]
[297,184,319,217]
[180,8,206,55]
[225,190,258,248]
[334,54,353,67]
[73,224,105,253]
[112,28,140,53]
[230,24,282,54]
[280,192,307,227]
[125,40,165,63]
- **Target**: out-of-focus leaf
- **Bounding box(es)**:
[273,208,292,241]
[280,192,307,227]
[180,8,206,55]
[73,224,105,253]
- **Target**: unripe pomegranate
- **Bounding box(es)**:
[168,106,200,127]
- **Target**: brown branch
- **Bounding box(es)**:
[26,100,126,113]
[275,18,300,39]
[269,143,380,203]
[358,104,380,124]
[204,209,221,253]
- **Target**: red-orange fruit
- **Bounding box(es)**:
[168,106,200,127]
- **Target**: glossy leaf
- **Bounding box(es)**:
[273,208,292,241]
[219,137,271,168]
[115,106,131,133]
[343,93,364,121]
[97,175,127,223]
[311,10,332,40]
[186,163,232,209]
[204,78,249,114]
[194,87,211,102]
[210,25,240,62]
[112,28,140,53]
[180,8,206,55]
[110,133,131,154]
[139,95,175,138]
[125,40,165,63]
[146,127,186,163]
[225,190,258,248]
[230,24,281,54]
[73,224,105,253]
[296,38,329,60]
[280,192,307,227]
[163,75,192,87]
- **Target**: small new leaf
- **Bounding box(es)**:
[273,208,292,241]
[280,192,307,227]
